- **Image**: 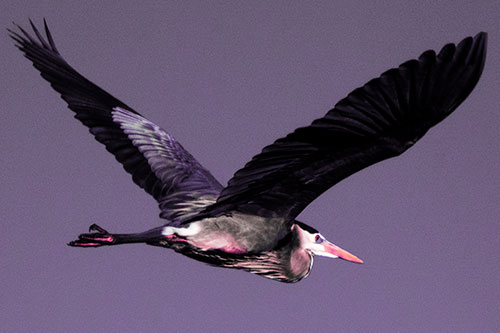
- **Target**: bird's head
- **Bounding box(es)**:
[294,222,363,264]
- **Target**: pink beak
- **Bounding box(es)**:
[323,241,364,264]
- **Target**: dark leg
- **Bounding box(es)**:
[67,224,165,247]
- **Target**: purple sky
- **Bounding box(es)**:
[2,1,500,332]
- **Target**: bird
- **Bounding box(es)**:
[9,19,487,283]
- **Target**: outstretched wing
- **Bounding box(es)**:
[200,32,487,221]
[9,20,223,225]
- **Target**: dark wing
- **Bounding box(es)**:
[9,20,223,225]
[199,32,487,221]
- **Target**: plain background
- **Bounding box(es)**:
[2,1,499,332]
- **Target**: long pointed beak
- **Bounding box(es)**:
[323,241,364,264]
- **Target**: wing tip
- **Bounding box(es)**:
[472,31,488,64]
[9,18,60,55]
[475,31,488,41]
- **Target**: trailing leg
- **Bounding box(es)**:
[67,224,166,247]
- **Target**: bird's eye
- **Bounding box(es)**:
[314,235,323,243]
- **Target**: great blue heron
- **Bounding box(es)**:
[9,20,487,282]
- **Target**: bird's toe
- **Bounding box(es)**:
[67,240,102,247]
[88,224,108,234]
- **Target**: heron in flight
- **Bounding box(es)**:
[9,20,486,282]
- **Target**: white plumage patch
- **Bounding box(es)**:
[161,223,201,237]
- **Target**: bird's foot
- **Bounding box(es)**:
[88,223,108,234]
[67,224,115,247]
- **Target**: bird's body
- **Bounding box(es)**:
[9,20,487,283]
[164,213,287,254]
[99,219,321,282]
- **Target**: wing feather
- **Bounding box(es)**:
[10,20,223,225]
[200,33,487,221]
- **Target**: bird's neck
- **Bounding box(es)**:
[272,228,313,281]
[288,248,313,278]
